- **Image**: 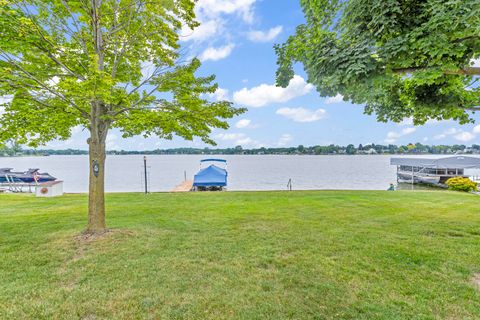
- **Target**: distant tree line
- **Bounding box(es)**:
[1,143,480,157]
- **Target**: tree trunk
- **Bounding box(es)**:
[86,117,108,234]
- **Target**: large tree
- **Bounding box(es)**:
[276,0,480,124]
[0,0,245,234]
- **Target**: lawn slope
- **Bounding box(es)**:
[0,191,479,319]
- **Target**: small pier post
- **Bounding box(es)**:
[287,178,292,191]
[143,156,148,194]
[411,166,414,190]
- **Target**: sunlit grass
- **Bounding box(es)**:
[1,191,479,319]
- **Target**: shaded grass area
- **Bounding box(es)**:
[0,191,479,319]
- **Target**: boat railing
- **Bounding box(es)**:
[397,169,466,178]
[0,174,39,193]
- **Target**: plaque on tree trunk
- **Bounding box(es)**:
[93,160,100,177]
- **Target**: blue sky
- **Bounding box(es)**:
[46,0,480,150]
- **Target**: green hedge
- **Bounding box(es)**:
[446,177,478,192]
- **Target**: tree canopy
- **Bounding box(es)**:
[275,0,480,125]
[0,0,244,147]
[0,0,245,233]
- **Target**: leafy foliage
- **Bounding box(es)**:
[276,0,480,125]
[0,0,245,147]
[446,177,478,192]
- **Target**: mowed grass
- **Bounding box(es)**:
[0,191,479,319]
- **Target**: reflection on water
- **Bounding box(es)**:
[0,155,479,193]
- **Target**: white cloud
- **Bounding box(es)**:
[402,127,416,135]
[247,26,283,42]
[200,44,235,62]
[424,119,443,125]
[181,0,257,45]
[140,61,156,81]
[397,118,414,126]
[71,125,83,135]
[235,119,251,128]
[216,133,245,141]
[433,134,446,140]
[46,76,60,87]
[215,132,261,147]
[0,95,13,115]
[196,0,257,24]
[444,128,459,135]
[106,134,119,150]
[208,88,230,101]
[0,95,12,105]
[471,58,480,67]
[236,137,253,145]
[276,107,327,123]
[384,127,416,144]
[277,133,293,147]
[433,127,459,140]
[433,126,479,142]
[233,75,314,107]
[454,131,475,142]
[326,94,344,104]
[180,19,222,42]
[397,118,448,126]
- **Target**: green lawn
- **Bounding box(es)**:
[1,191,479,319]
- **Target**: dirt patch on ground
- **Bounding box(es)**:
[71,228,137,261]
[75,228,136,243]
[58,228,137,291]
[471,273,480,289]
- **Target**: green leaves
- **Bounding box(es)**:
[0,0,244,147]
[114,59,246,145]
[276,0,480,124]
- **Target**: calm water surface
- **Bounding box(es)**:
[0,155,479,193]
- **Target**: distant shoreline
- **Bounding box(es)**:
[2,153,480,158]
[2,143,480,157]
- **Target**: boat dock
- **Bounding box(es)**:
[391,156,480,187]
[171,180,193,192]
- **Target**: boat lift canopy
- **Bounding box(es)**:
[391,156,480,169]
[200,159,227,163]
[192,164,227,187]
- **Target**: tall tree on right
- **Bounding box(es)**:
[275,0,480,125]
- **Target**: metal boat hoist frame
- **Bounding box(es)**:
[391,156,480,188]
[0,174,38,193]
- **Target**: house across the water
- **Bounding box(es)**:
[391,156,480,186]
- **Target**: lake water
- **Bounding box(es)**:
[1,155,479,193]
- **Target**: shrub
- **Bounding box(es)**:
[446,177,478,192]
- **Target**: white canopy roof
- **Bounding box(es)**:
[390,156,480,169]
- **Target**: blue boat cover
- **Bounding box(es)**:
[193,164,227,187]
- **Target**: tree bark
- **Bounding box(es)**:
[86,0,108,234]
[86,104,108,234]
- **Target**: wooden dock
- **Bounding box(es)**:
[171,180,193,192]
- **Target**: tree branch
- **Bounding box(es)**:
[14,1,88,78]
[59,0,90,55]
[0,52,90,118]
[392,66,480,76]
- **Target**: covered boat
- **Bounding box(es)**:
[391,156,480,186]
[192,159,227,191]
